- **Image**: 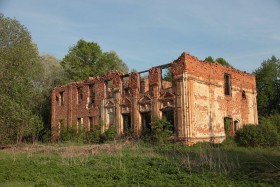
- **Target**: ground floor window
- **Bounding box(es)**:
[122,114,131,132]
[224,117,232,138]
[141,112,151,130]
[162,109,174,133]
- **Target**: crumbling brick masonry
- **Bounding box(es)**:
[51,52,258,145]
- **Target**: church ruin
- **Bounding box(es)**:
[51,52,258,145]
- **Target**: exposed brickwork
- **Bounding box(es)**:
[51,52,258,145]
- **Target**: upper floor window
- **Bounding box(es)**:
[105,80,113,98]
[77,87,83,104]
[89,85,95,107]
[59,91,64,106]
[224,73,231,96]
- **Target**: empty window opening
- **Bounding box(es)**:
[162,109,174,133]
[89,85,95,108]
[59,91,64,106]
[234,120,239,133]
[106,80,113,98]
[122,76,130,96]
[224,74,231,96]
[89,117,93,130]
[58,119,65,135]
[77,117,83,132]
[161,67,172,89]
[77,87,83,104]
[122,114,131,132]
[141,112,151,130]
[224,117,233,138]
[242,90,246,100]
[139,71,149,94]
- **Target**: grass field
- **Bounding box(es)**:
[0,141,279,186]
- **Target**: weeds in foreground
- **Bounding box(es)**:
[1,142,279,186]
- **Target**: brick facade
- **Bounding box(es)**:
[51,52,258,145]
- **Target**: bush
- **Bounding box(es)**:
[84,126,101,144]
[142,117,172,145]
[60,126,77,142]
[260,114,280,133]
[235,124,279,147]
[100,125,117,143]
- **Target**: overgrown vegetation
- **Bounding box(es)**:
[142,117,173,145]
[0,142,279,186]
[0,14,128,145]
[59,124,117,144]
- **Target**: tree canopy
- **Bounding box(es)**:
[0,14,44,143]
[61,39,128,81]
[253,56,280,116]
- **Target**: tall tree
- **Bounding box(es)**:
[0,14,43,144]
[37,54,67,141]
[61,39,128,81]
[253,56,280,116]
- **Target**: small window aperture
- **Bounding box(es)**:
[224,73,231,96]
[242,90,246,100]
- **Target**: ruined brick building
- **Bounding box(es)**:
[51,52,258,145]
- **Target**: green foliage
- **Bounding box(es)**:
[224,118,231,138]
[253,55,280,116]
[215,57,231,67]
[0,143,279,186]
[61,39,128,81]
[235,124,279,147]
[204,56,231,67]
[37,54,67,142]
[163,68,172,82]
[84,126,102,144]
[204,56,214,62]
[260,114,280,133]
[59,124,118,144]
[142,117,172,144]
[100,125,117,143]
[60,126,77,143]
[0,14,44,144]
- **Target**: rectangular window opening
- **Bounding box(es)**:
[161,67,172,89]
[89,116,93,130]
[77,87,83,104]
[122,114,131,132]
[77,117,83,132]
[89,85,95,108]
[139,71,149,94]
[141,112,151,130]
[224,74,231,96]
[106,80,113,98]
[59,91,64,106]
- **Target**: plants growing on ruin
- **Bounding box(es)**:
[142,117,172,144]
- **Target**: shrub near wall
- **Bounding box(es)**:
[235,124,279,147]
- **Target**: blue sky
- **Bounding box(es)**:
[1,0,280,73]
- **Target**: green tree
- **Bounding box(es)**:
[204,56,231,67]
[253,56,280,116]
[216,57,231,67]
[37,54,67,142]
[163,68,172,82]
[204,56,214,62]
[61,39,128,81]
[0,14,43,144]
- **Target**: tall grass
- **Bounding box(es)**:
[0,141,279,186]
